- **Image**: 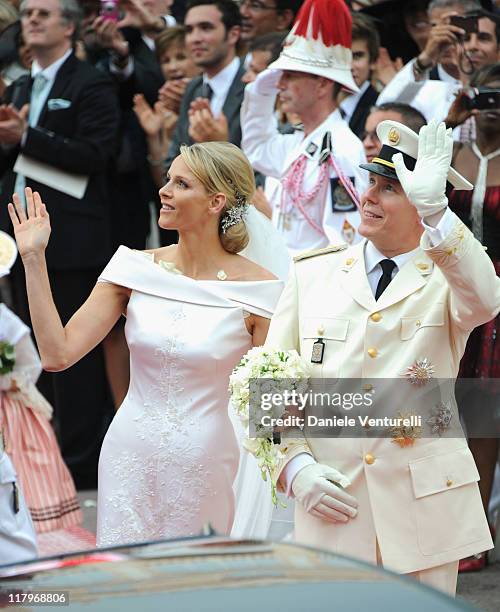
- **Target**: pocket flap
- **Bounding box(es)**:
[409,447,479,498]
[401,308,444,340]
[302,317,349,341]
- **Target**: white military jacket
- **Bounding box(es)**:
[241,82,367,256]
[265,213,499,573]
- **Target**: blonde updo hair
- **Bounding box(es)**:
[179,142,255,254]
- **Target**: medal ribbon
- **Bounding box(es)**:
[280,154,329,235]
[280,145,361,235]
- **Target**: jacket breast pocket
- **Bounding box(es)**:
[300,317,349,376]
[400,306,444,341]
[409,446,486,556]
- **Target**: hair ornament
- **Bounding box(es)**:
[221,192,249,234]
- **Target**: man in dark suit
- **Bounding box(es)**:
[0,0,119,489]
[165,0,245,169]
[338,13,380,139]
[92,0,168,249]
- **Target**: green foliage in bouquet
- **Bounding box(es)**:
[229,347,310,506]
[0,341,15,375]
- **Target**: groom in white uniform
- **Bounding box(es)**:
[265,118,499,595]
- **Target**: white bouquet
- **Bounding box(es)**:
[229,347,310,505]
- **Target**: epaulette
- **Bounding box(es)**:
[293,244,348,263]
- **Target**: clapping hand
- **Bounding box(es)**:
[158,78,190,114]
[188,98,229,142]
[392,120,453,219]
[8,188,51,259]
[0,104,29,145]
[133,94,178,138]
[133,94,163,136]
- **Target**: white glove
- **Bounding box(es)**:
[292,463,358,523]
[253,69,282,96]
[392,119,453,219]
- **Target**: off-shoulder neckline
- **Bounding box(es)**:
[131,247,282,284]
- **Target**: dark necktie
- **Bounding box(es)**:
[201,82,213,101]
[375,259,397,300]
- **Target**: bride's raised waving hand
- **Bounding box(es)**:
[7,187,129,372]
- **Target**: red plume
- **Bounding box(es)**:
[293,0,352,47]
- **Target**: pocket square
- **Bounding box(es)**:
[47,98,71,110]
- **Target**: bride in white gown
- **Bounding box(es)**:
[8,142,288,546]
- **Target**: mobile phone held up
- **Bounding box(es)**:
[449,13,479,38]
[100,0,120,22]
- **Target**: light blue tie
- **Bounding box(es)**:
[15,73,49,207]
[28,73,49,126]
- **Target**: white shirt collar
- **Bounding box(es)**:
[203,56,240,93]
[142,35,155,51]
[203,56,240,117]
[364,240,420,274]
[31,48,73,82]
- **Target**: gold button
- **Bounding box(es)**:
[363,383,373,391]
[367,347,378,358]
[416,263,429,271]
[446,479,453,487]
[370,312,382,322]
[364,454,375,465]
[345,258,354,266]
[317,325,325,336]
[415,320,421,327]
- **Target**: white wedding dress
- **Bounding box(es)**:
[96,246,284,547]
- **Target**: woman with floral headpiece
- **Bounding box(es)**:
[8,142,289,546]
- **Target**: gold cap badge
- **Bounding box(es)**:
[388,127,400,145]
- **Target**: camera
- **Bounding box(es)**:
[449,13,479,37]
[100,0,120,22]
[464,87,500,110]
